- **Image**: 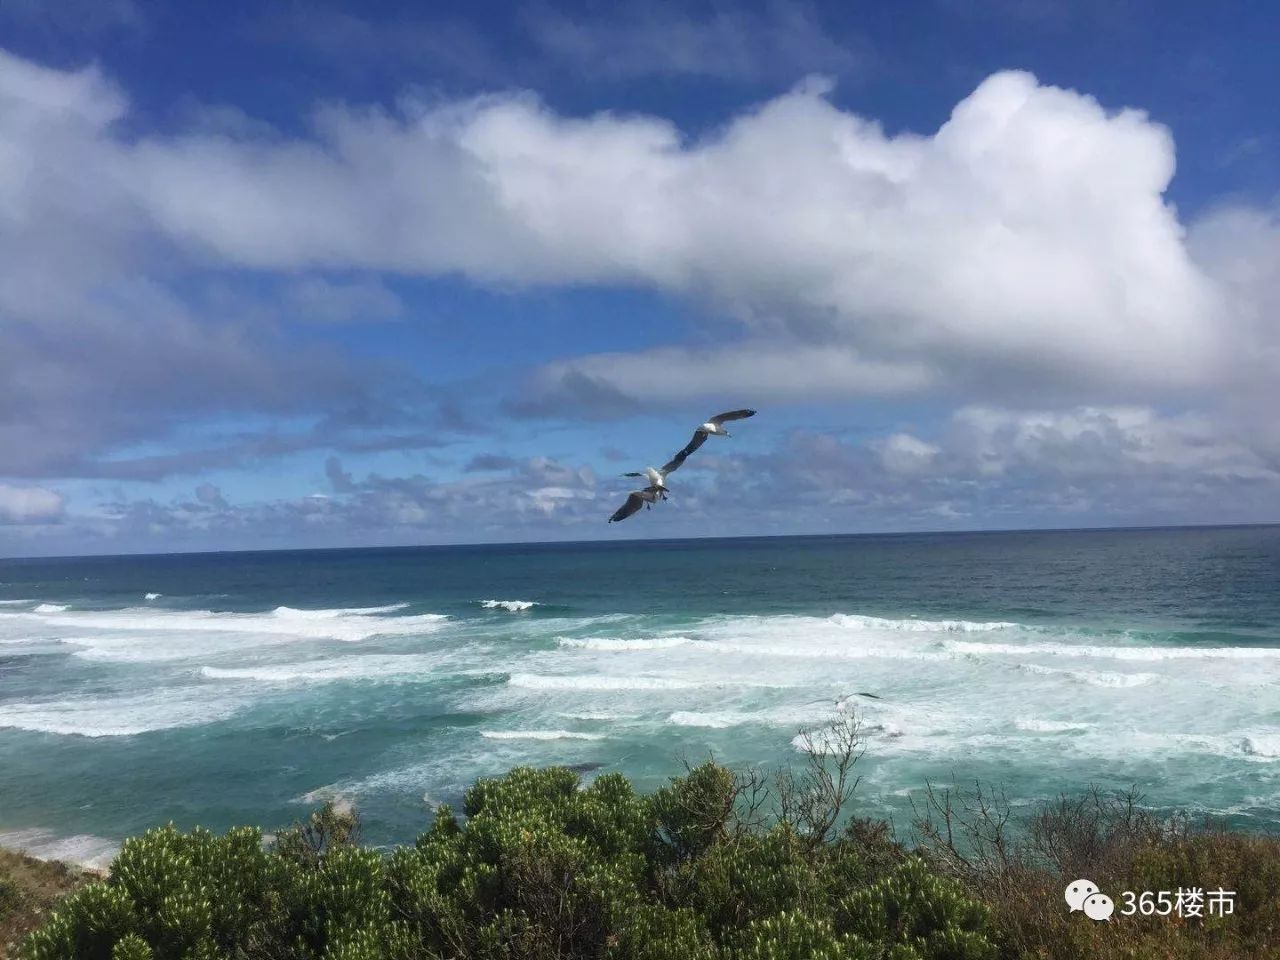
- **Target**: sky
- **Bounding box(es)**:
[0,0,1277,556]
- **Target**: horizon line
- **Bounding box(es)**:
[2,519,1277,564]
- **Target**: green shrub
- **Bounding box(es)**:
[838,856,998,960]
[653,762,737,862]
[109,934,153,960]
[671,826,823,935]
[727,911,869,960]
[19,747,1280,960]
[23,882,136,960]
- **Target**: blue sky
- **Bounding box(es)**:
[0,0,1277,555]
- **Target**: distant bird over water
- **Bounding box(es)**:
[608,409,756,523]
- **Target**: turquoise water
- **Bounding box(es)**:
[2,526,1279,864]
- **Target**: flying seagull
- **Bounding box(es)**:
[620,431,715,500]
[606,409,756,523]
[674,408,757,461]
[807,691,883,707]
[608,488,660,523]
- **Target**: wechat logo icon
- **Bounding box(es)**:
[1065,880,1113,921]
[1065,880,1098,912]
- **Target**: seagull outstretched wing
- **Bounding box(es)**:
[608,490,651,523]
[709,409,756,426]
[660,431,708,475]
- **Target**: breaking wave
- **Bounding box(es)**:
[199,654,444,684]
[947,639,1280,661]
[1238,734,1280,758]
[830,613,1017,632]
[480,600,538,612]
[507,673,792,691]
[1016,663,1158,688]
[557,636,694,651]
[2,604,446,656]
[1014,717,1095,733]
[480,730,606,741]
[0,688,246,737]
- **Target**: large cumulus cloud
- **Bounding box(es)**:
[2,45,1277,548]
[3,50,1262,415]
[112,69,1236,399]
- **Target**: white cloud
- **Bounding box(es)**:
[942,406,1279,483]
[0,484,65,524]
[876,433,941,475]
[528,343,936,408]
[78,65,1236,398]
[2,45,1278,542]
[707,405,1280,529]
[1187,205,1280,383]
[0,51,439,479]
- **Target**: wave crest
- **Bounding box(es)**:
[480,730,605,741]
[831,613,1016,632]
[480,600,538,612]
[949,639,1280,661]
[558,636,694,651]
[508,673,790,691]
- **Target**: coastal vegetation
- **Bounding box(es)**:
[7,716,1279,959]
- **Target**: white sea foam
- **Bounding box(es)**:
[667,704,834,729]
[0,828,119,870]
[1,604,447,661]
[144,592,162,600]
[557,636,695,651]
[296,785,357,811]
[687,614,980,661]
[1238,733,1280,758]
[481,600,538,612]
[1017,663,1158,688]
[723,642,938,662]
[0,688,245,737]
[481,730,606,741]
[508,673,791,691]
[33,603,68,613]
[200,654,443,684]
[1014,717,1095,733]
[0,599,33,605]
[830,613,1017,632]
[667,711,740,729]
[273,603,411,618]
[947,639,1280,661]
[558,631,937,663]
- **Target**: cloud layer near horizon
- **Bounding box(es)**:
[1,46,1277,548]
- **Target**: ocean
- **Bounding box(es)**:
[2,525,1279,865]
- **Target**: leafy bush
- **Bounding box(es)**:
[17,720,1280,959]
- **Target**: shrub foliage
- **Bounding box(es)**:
[18,716,1280,959]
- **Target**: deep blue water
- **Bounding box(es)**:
[1,525,1279,864]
